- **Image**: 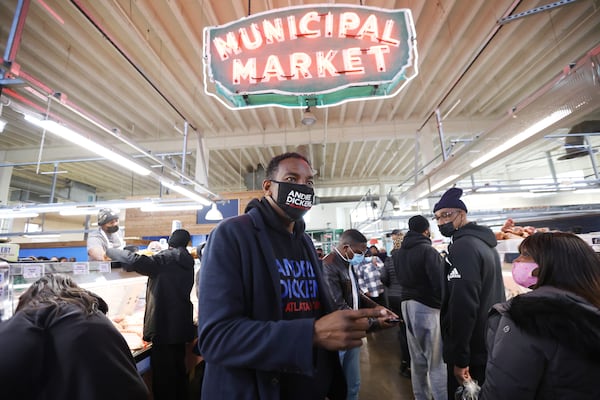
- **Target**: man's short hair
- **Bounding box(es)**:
[408,215,430,233]
[339,229,367,246]
[265,152,310,179]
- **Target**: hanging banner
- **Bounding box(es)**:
[203,4,418,109]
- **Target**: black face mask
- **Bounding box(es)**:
[106,225,119,234]
[438,222,456,237]
[271,180,314,221]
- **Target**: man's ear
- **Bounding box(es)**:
[262,179,272,195]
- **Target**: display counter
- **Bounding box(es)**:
[1,260,151,372]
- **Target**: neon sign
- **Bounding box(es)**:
[203,4,418,109]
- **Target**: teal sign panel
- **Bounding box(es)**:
[203,4,418,109]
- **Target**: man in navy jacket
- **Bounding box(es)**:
[198,152,386,400]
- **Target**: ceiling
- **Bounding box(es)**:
[0,0,599,211]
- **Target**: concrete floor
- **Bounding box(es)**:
[359,328,414,400]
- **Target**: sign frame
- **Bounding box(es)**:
[203,4,418,109]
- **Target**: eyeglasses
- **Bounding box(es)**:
[433,211,458,221]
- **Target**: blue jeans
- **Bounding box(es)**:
[402,300,447,400]
[339,346,361,400]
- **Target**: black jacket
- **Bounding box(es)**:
[381,250,403,298]
[107,246,195,344]
[481,286,600,399]
[0,303,148,400]
[393,230,444,309]
[440,222,505,368]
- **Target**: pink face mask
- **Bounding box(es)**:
[512,262,539,289]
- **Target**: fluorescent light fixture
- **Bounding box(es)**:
[140,203,204,212]
[575,188,600,194]
[97,200,152,209]
[160,180,212,205]
[476,187,499,192]
[0,118,7,132]
[24,115,151,176]
[59,207,101,216]
[23,233,61,239]
[470,109,572,168]
[417,189,429,199]
[205,203,224,221]
[431,174,460,192]
[417,174,460,199]
[0,211,39,219]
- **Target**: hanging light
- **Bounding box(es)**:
[301,107,317,126]
[205,203,224,221]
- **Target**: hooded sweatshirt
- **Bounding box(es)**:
[394,230,444,309]
[440,222,505,368]
[481,286,600,399]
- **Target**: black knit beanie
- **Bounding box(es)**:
[433,187,468,213]
[168,229,191,248]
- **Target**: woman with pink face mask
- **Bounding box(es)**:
[480,232,600,400]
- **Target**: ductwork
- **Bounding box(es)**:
[9,176,96,202]
[558,120,600,160]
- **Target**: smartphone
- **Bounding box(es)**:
[385,318,401,324]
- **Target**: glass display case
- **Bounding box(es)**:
[0,261,151,371]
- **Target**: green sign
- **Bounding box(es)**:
[203,4,418,109]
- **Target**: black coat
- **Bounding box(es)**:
[393,230,444,309]
[0,303,148,400]
[481,286,600,399]
[197,199,346,400]
[107,246,195,344]
[441,222,505,368]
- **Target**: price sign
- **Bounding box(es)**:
[73,263,90,275]
[98,262,111,273]
[23,265,42,279]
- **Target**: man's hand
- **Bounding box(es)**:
[454,365,470,385]
[314,308,386,351]
[373,306,400,329]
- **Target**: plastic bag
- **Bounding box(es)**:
[455,378,481,400]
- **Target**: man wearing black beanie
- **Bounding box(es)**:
[433,188,505,397]
[107,229,195,400]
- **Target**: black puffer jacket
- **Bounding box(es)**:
[481,286,600,400]
[107,246,195,344]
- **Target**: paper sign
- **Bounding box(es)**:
[98,262,111,273]
[73,263,89,275]
[23,265,42,279]
[0,244,20,262]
